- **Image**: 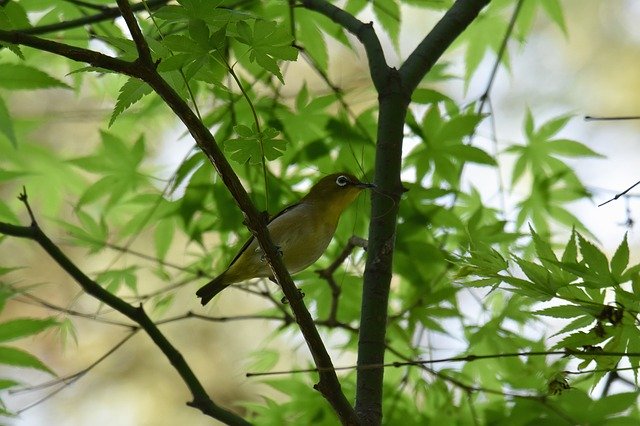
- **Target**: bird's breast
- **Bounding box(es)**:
[269,203,337,273]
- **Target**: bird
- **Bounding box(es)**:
[196,172,374,305]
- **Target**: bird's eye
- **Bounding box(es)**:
[336,175,349,187]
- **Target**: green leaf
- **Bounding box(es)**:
[610,233,629,279]
[77,175,119,207]
[110,78,153,126]
[541,0,567,35]
[436,114,483,142]
[155,218,175,261]
[373,0,401,46]
[96,267,139,294]
[0,345,55,375]
[0,3,26,58]
[411,88,454,105]
[234,20,298,83]
[0,200,18,223]
[157,53,194,72]
[0,318,58,342]
[189,18,210,48]
[537,114,571,140]
[548,139,602,157]
[530,226,557,264]
[0,378,19,391]
[0,64,70,90]
[443,145,496,165]
[162,34,203,54]
[524,108,535,138]
[533,305,585,319]
[577,233,610,278]
[297,10,328,71]
[345,0,367,15]
[562,230,578,264]
[225,125,287,164]
[0,94,16,147]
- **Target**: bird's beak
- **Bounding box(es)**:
[355,182,376,189]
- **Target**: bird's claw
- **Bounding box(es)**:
[259,245,283,262]
[281,289,305,304]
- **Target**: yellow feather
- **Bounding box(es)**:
[196,173,372,305]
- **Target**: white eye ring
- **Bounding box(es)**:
[336,175,349,187]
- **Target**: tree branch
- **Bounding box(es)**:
[0,29,356,425]
[116,0,153,65]
[0,29,141,76]
[302,1,492,424]
[0,199,250,425]
[317,236,368,325]
[18,0,170,35]
[299,0,390,92]
[400,0,491,94]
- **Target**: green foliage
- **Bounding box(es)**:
[0,64,70,90]
[225,124,286,164]
[0,311,59,406]
[0,95,16,147]
[110,78,153,126]
[507,112,600,235]
[1,0,638,424]
[0,317,58,342]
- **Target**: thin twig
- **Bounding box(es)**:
[246,348,640,377]
[18,187,37,226]
[20,0,170,36]
[0,209,250,425]
[477,0,525,113]
[64,0,111,12]
[15,292,135,328]
[598,179,640,207]
[316,236,367,324]
[585,115,640,121]
[13,330,138,413]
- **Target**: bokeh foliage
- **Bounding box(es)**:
[1,0,639,424]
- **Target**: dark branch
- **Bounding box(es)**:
[0,28,355,425]
[0,29,141,76]
[18,0,170,35]
[317,236,368,324]
[477,0,524,112]
[0,213,250,426]
[300,0,389,92]
[63,0,112,12]
[116,0,153,65]
[13,330,138,414]
[598,179,640,207]
[585,115,640,121]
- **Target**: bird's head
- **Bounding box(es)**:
[302,173,375,214]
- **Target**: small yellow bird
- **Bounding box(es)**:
[196,173,374,305]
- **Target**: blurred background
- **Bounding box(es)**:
[1,0,640,424]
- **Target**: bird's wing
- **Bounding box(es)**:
[226,203,301,267]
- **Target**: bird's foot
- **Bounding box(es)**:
[281,289,305,304]
[259,245,283,262]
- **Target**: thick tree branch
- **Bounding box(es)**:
[400,0,491,94]
[0,29,141,76]
[0,218,250,426]
[0,29,356,425]
[302,1,492,424]
[135,66,358,425]
[356,73,408,425]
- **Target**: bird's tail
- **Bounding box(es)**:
[196,273,229,305]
